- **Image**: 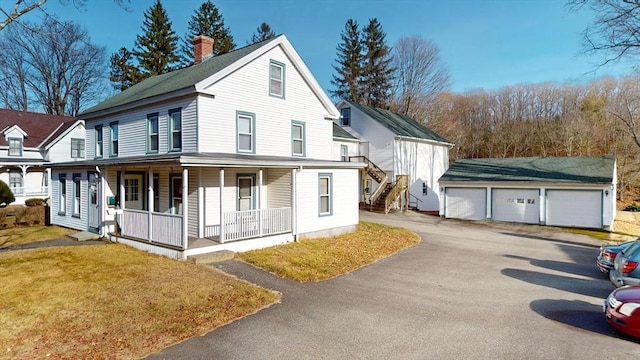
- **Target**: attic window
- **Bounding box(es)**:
[269,60,285,98]
[340,108,351,127]
[8,138,22,156]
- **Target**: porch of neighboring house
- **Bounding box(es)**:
[0,165,50,204]
[103,165,296,259]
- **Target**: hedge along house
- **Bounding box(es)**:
[438,156,617,230]
[50,35,363,260]
[0,109,83,205]
[334,100,453,213]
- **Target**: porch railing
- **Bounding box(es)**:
[121,209,184,248]
[10,186,49,197]
[221,207,291,242]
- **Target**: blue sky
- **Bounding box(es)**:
[23,0,635,93]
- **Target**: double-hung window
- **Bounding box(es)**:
[169,108,182,151]
[291,121,305,157]
[237,112,255,153]
[8,138,22,156]
[59,174,66,215]
[269,60,285,98]
[71,138,85,158]
[147,113,159,153]
[8,170,22,190]
[340,145,348,162]
[72,174,81,217]
[109,122,118,156]
[95,125,103,158]
[319,173,332,216]
[340,108,351,127]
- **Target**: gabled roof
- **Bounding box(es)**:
[439,156,615,184]
[81,34,339,119]
[340,100,452,145]
[333,122,357,139]
[0,108,77,148]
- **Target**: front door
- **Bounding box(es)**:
[237,175,255,211]
[124,174,144,210]
[88,172,100,232]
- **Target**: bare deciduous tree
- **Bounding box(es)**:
[390,35,451,121]
[0,16,107,115]
[0,0,46,31]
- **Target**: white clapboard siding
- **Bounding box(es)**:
[266,168,292,208]
[48,124,86,162]
[188,171,198,237]
[198,45,333,159]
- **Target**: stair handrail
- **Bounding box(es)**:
[408,192,423,209]
[350,155,386,179]
[369,175,389,206]
[383,175,409,213]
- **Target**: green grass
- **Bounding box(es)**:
[237,222,420,282]
[0,244,280,359]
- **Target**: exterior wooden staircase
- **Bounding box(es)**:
[351,156,409,214]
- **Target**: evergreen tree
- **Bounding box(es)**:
[133,0,180,79]
[361,18,394,108]
[249,22,276,44]
[109,47,141,91]
[330,19,363,102]
[0,180,15,206]
[178,0,235,67]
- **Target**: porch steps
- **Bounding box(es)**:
[67,231,101,242]
[187,250,235,265]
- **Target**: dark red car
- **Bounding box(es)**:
[605,285,640,338]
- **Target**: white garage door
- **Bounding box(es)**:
[492,189,539,224]
[546,190,602,228]
[445,188,486,220]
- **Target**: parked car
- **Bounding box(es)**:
[610,241,640,288]
[604,285,640,338]
[597,240,637,273]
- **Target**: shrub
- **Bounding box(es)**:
[13,206,44,226]
[624,203,640,212]
[25,198,46,207]
[0,179,15,206]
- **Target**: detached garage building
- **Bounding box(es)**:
[438,156,616,231]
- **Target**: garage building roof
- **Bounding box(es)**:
[439,156,615,184]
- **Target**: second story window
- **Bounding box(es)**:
[169,108,182,151]
[8,138,22,156]
[269,60,285,98]
[71,138,85,158]
[109,122,118,156]
[340,108,351,127]
[147,113,159,153]
[291,121,305,157]
[237,112,255,153]
[95,125,103,158]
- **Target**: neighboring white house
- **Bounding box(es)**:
[50,34,363,260]
[334,100,453,212]
[0,109,84,205]
[438,156,617,231]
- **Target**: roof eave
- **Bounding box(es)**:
[395,135,454,148]
[80,87,196,119]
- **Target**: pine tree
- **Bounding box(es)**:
[249,22,276,44]
[361,18,394,108]
[109,47,141,91]
[133,0,180,79]
[178,0,235,67]
[330,19,363,102]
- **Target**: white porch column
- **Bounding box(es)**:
[119,170,125,209]
[198,168,203,238]
[148,168,154,241]
[46,167,52,199]
[19,165,28,197]
[258,169,263,237]
[182,167,188,250]
[219,168,225,243]
[292,168,298,240]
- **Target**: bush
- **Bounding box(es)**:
[25,198,46,207]
[13,206,44,226]
[0,179,15,206]
[624,202,640,212]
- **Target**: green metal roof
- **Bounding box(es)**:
[80,37,279,116]
[439,156,615,184]
[345,101,451,144]
[333,122,357,139]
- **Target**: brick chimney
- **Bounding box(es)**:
[193,35,215,65]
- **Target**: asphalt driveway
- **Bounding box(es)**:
[149,211,640,359]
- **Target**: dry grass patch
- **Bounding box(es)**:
[238,222,420,282]
[0,244,280,359]
[0,225,75,248]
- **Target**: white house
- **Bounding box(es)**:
[50,35,363,260]
[0,109,84,205]
[334,100,453,213]
[438,156,617,230]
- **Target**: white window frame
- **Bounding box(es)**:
[8,170,22,189]
[59,174,66,215]
[72,174,81,218]
[95,125,103,158]
[147,113,159,153]
[340,145,348,162]
[291,121,305,157]
[169,108,182,152]
[8,137,22,156]
[236,112,255,154]
[109,122,118,156]
[319,173,332,216]
[71,138,85,158]
[269,60,285,98]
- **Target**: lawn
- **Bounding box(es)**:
[237,221,420,282]
[0,243,280,359]
[0,225,76,248]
